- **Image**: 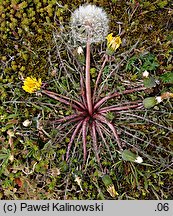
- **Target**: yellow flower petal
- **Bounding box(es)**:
[106,33,122,52]
[22,77,42,94]
[106,33,113,42]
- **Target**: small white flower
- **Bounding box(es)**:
[135,156,143,163]
[74,175,83,191]
[156,96,162,103]
[77,46,83,55]
[9,154,14,162]
[23,119,32,127]
[142,70,149,78]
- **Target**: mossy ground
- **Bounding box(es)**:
[0,0,173,199]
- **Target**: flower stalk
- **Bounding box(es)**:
[85,40,93,115]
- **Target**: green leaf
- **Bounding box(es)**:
[157,0,168,8]
[0,154,9,160]
[160,72,173,84]
[143,97,157,108]
[143,77,156,88]
[90,68,97,78]
[140,53,159,71]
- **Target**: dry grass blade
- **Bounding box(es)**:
[96,121,114,161]
[66,120,83,161]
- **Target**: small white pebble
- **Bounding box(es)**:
[77,46,83,55]
[135,156,143,163]
[156,96,162,103]
[142,70,149,78]
[23,119,32,127]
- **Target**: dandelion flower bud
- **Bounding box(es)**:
[70,4,109,44]
[122,149,143,164]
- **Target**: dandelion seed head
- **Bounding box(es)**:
[71,4,109,44]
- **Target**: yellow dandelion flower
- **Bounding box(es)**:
[22,77,42,93]
[106,33,122,51]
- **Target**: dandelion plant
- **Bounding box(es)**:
[22,4,173,171]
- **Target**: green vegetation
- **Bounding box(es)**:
[0,0,173,200]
